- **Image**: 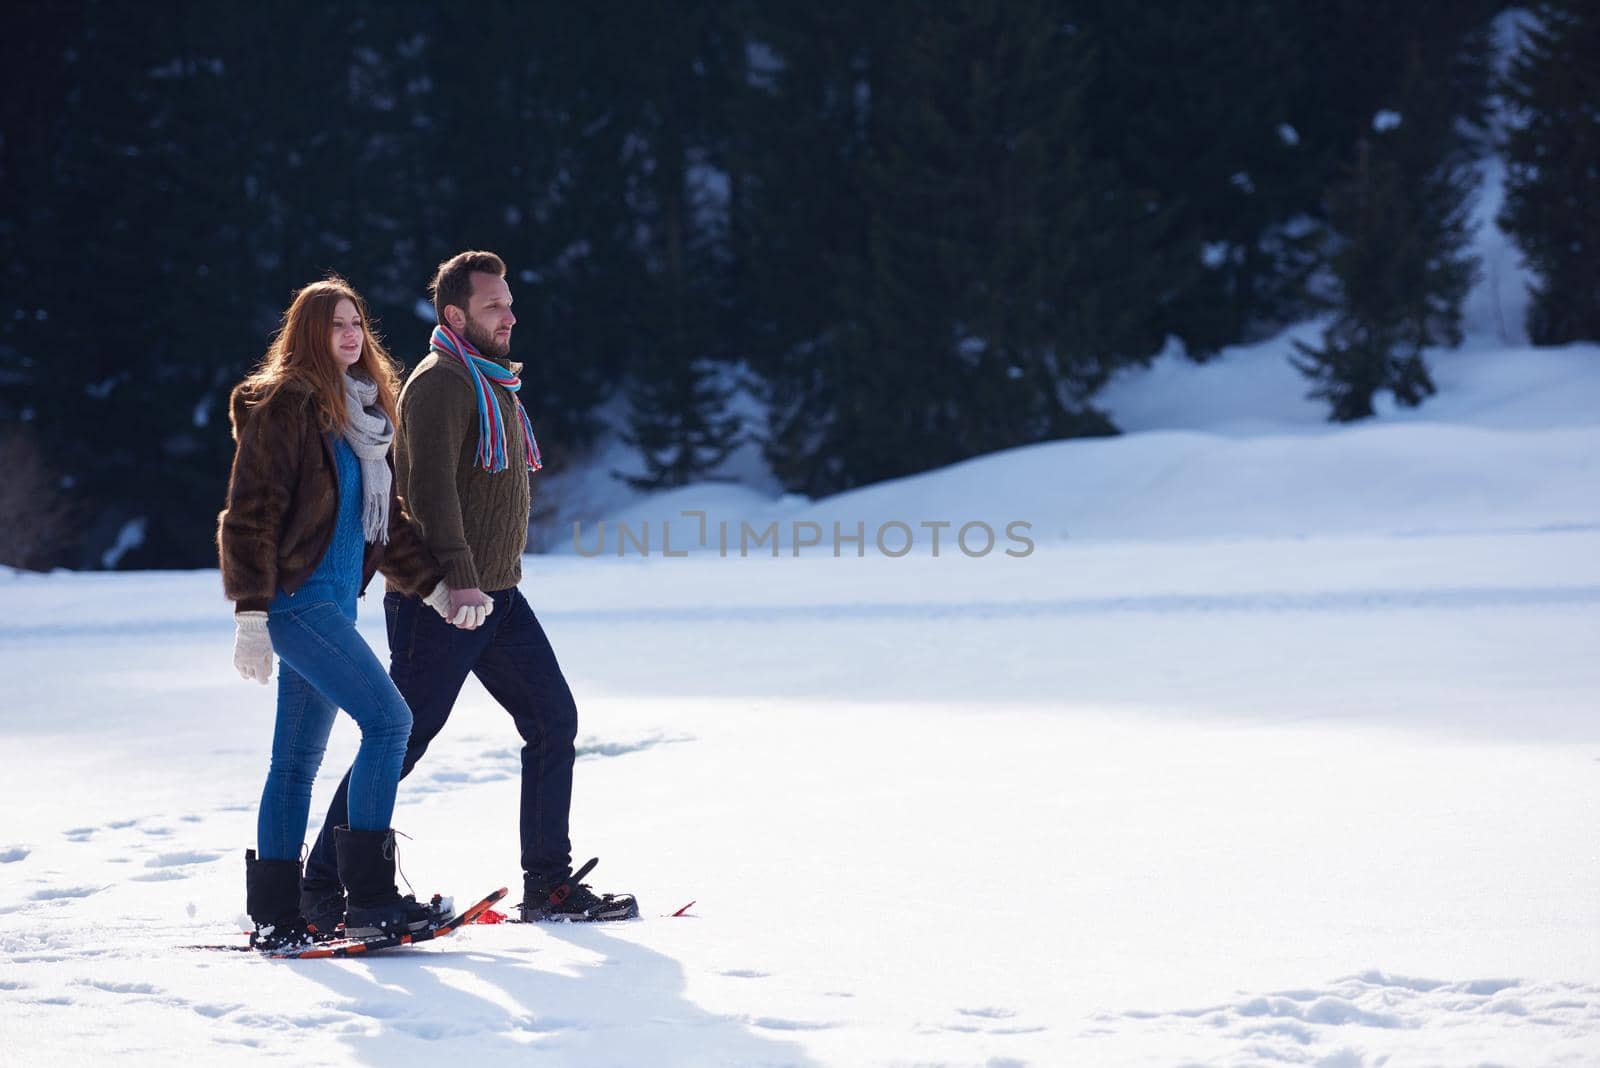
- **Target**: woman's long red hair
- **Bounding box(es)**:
[242,277,400,432]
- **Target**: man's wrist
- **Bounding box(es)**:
[442,555,480,590]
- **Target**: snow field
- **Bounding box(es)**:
[3,522,1599,1065]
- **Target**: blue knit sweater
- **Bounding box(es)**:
[270,437,364,619]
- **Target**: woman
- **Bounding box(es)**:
[218,276,459,951]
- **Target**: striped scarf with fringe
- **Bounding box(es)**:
[428,324,543,473]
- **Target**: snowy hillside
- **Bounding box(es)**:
[538,330,1600,556]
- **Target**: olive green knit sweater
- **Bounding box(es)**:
[388,352,531,594]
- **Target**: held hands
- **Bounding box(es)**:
[424,582,493,630]
[233,611,274,684]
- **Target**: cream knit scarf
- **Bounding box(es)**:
[341,373,393,544]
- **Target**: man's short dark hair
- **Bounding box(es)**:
[429,250,507,324]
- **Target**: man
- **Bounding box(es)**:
[300,250,637,924]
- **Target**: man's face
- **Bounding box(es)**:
[453,272,516,357]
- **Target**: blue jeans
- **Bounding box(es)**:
[256,600,413,861]
[304,587,578,888]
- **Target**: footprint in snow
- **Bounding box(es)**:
[719,969,770,979]
[126,851,221,881]
[422,768,513,785]
[577,733,693,760]
[749,1016,838,1032]
[77,979,160,996]
[0,847,29,863]
[1108,971,1600,1057]
[30,885,101,901]
[945,1006,1044,1036]
[144,851,223,867]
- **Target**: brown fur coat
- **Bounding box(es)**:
[217,378,442,613]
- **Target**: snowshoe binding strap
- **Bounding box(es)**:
[542,857,600,906]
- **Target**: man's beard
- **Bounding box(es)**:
[462,316,510,357]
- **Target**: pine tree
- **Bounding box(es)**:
[1294,12,1492,421]
[733,6,884,497]
[1076,0,1319,355]
[0,2,87,566]
[865,0,1158,450]
[0,1,269,567]
[748,1,1164,497]
[616,2,744,488]
[1498,1,1600,344]
[621,358,743,489]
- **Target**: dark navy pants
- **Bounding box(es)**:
[304,586,578,889]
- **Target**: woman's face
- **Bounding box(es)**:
[329,298,363,368]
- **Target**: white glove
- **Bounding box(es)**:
[423,582,493,629]
[424,581,453,620]
[233,611,274,684]
[447,585,494,630]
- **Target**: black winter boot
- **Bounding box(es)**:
[299,877,346,941]
[519,857,639,922]
[245,849,313,953]
[334,827,444,938]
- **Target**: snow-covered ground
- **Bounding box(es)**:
[5,325,1600,1066]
